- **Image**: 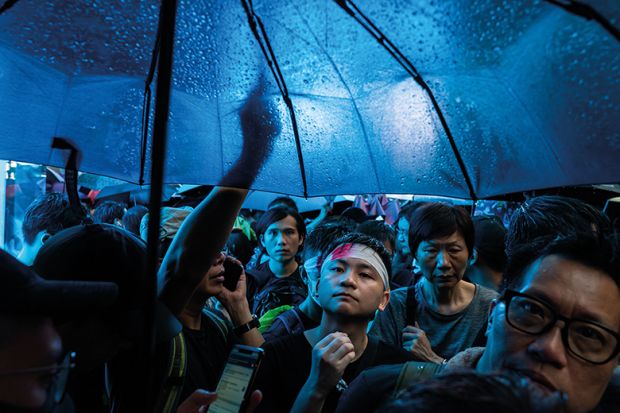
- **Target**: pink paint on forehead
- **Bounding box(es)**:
[330,243,355,259]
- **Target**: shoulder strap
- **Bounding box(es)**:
[392,361,445,397]
[202,308,230,341]
[405,284,418,326]
[153,332,188,413]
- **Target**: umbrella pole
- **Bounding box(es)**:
[143,0,178,407]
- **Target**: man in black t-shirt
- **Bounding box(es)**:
[246,207,307,317]
[254,233,414,413]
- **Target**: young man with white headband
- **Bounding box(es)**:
[253,233,414,413]
[262,224,350,341]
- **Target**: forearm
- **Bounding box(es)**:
[158,187,248,315]
[290,382,327,413]
[227,300,265,347]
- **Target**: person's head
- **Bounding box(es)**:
[33,224,146,366]
[225,229,254,267]
[467,215,507,290]
[378,371,564,413]
[20,193,83,265]
[194,251,227,299]
[409,203,474,291]
[257,207,306,265]
[301,224,351,302]
[268,196,299,212]
[121,205,148,237]
[0,249,117,410]
[357,221,396,255]
[480,233,620,413]
[506,195,610,260]
[93,201,126,227]
[316,233,391,321]
[395,202,426,256]
[340,207,370,224]
[140,207,193,258]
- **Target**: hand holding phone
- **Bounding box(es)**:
[207,345,264,413]
[223,258,243,291]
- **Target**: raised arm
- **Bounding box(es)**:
[158,82,278,316]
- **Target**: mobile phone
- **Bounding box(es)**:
[223,260,243,291]
[208,345,264,413]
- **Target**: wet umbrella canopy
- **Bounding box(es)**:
[0,0,619,199]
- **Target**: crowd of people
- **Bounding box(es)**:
[1,86,620,413]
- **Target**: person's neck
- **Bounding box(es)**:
[421,278,472,311]
[178,295,206,330]
[269,258,298,278]
[306,313,369,361]
[298,297,323,322]
[17,244,38,266]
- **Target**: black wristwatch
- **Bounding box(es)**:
[233,315,260,336]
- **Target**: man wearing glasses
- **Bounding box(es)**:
[0,249,117,412]
[337,232,620,413]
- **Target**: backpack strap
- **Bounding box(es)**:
[405,284,418,326]
[153,332,188,413]
[392,361,445,397]
[202,308,230,341]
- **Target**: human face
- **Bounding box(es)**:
[0,317,62,408]
[396,218,410,256]
[262,216,303,264]
[480,255,620,413]
[196,252,226,297]
[415,231,469,291]
[317,250,389,319]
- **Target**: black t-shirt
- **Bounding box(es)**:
[253,333,414,413]
[246,262,307,317]
[180,311,236,402]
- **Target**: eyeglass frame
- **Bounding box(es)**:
[0,351,76,403]
[500,289,620,365]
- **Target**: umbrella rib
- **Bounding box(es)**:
[334,0,478,200]
[291,5,382,191]
[545,0,620,42]
[139,23,162,186]
[0,0,20,15]
[241,0,309,197]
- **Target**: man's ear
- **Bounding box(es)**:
[485,299,498,337]
[41,232,51,244]
[313,276,321,298]
[259,234,265,248]
[469,248,478,266]
[377,290,390,312]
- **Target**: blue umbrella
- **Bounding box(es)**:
[0,0,619,199]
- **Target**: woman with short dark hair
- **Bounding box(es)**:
[370,202,498,363]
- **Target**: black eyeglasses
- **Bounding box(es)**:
[501,290,620,364]
[0,351,76,403]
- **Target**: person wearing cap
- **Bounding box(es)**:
[253,233,414,413]
[0,248,117,412]
[370,203,498,363]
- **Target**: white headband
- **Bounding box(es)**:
[320,243,390,291]
[303,256,321,282]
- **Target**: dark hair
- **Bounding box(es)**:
[268,196,299,212]
[257,207,307,241]
[473,215,507,273]
[503,232,620,292]
[408,203,474,259]
[397,201,426,222]
[357,221,396,254]
[122,205,148,237]
[378,371,536,413]
[303,224,351,260]
[225,229,255,266]
[320,215,358,232]
[22,193,81,244]
[340,207,369,224]
[506,195,610,259]
[93,201,126,225]
[326,233,392,279]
